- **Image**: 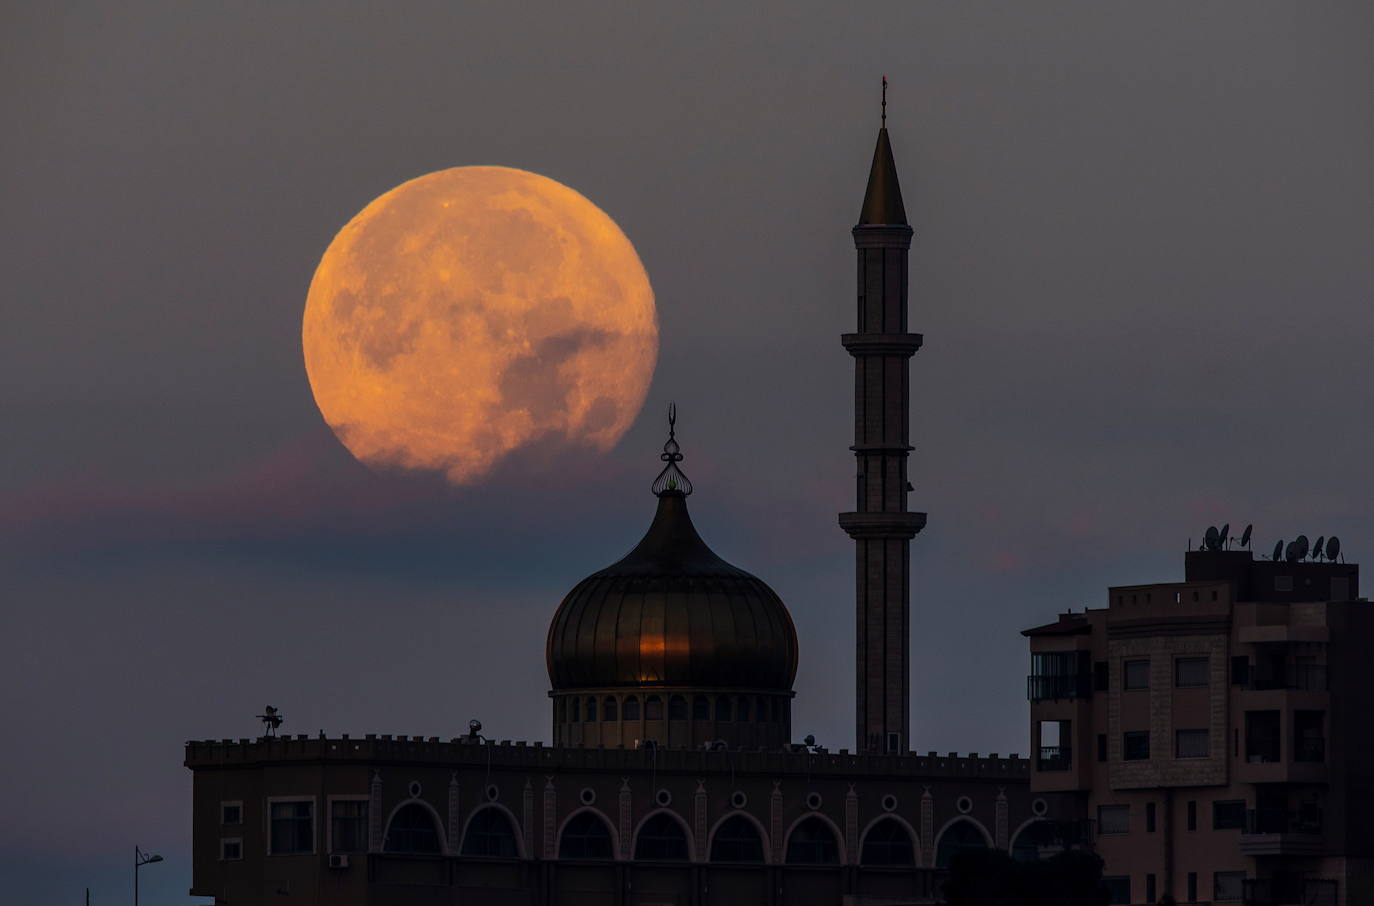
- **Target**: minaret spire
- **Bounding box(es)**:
[839,104,926,755]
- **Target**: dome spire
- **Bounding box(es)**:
[857,77,907,226]
[651,402,693,496]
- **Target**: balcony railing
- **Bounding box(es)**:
[1243,877,1337,906]
[1294,737,1326,763]
[1037,745,1072,771]
[1027,674,1092,701]
[1245,740,1281,764]
[1245,808,1323,837]
[1243,664,1328,691]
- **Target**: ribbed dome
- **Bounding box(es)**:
[545,490,799,691]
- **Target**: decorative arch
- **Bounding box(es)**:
[707,810,771,864]
[382,798,447,855]
[1009,817,1059,862]
[632,807,695,861]
[933,816,993,868]
[555,806,620,861]
[459,803,526,860]
[782,812,846,865]
[858,813,921,866]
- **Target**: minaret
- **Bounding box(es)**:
[839,81,926,755]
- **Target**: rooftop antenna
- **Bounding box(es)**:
[1312,536,1326,561]
[1240,524,1253,550]
[257,705,283,737]
[1272,539,1283,562]
[1327,536,1342,563]
[881,75,888,128]
[1294,534,1310,561]
[1219,523,1231,550]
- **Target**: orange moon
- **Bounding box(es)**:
[302,167,658,483]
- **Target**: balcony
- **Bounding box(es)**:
[1294,737,1325,763]
[1026,674,1092,702]
[1243,664,1328,691]
[1037,745,1072,772]
[1239,809,1324,857]
[1243,877,1337,906]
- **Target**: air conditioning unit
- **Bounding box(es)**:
[328,854,350,869]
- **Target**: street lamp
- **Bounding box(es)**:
[134,845,163,906]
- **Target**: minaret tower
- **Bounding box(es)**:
[839,81,926,755]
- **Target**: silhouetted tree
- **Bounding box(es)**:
[942,847,1109,906]
[941,849,1021,906]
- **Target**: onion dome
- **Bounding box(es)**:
[545,406,799,692]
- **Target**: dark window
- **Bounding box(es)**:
[1103,876,1130,904]
[715,696,731,722]
[1213,800,1246,830]
[1038,719,1071,771]
[634,812,689,861]
[1098,805,1129,835]
[270,801,314,854]
[462,807,519,858]
[1011,820,1058,863]
[736,696,750,721]
[1210,590,1218,601]
[757,696,770,722]
[331,800,368,853]
[1123,731,1150,761]
[585,696,596,722]
[570,697,580,722]
[1231,655,1249,685]
[1214,871,1245,901]
[644,695,663,720]
[786,816,841,865]
[384,803,442,854]
[1097,734,1107,762]
[710,814,764,863]
[1175,656,1209,687]
[1176,729,1210,759]
[1146,802,1156,833]
[861,817,914,866]
[1245,710,1280,763]
[935,820,988,867]
[1094,660,1109,691]
[556,698,566,722]
[1186,801,1197,831]
[623,696,639,720]
[1124,659,1150,690]
[693,696,709,720]
[560,811,614,860]
[1146,873,1156,903]
[1294,710,1325,762]
[221,803,242,825]
[668,695,687,720]
[220,838,242,861]
[1187,872,1197,902]
[604,696,617,722]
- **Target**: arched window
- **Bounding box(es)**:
[556,698,566,722]
[693,696,710,720]
[645,695,663,720]
[936,819,988,868]
[861,818,914,866]
[560,811,614,860]
[634,812,689,861]
[570,697,580,722]
[668,695,688,720]
[1011,820,1059,862]
[736,696,751,721]
[710,814,765,863]
[715,696,732,722]
[623,696,640,720]
[461,807,519,858]
[785,816,840,865]
[603,696,617,722]
[758,697,771,723]
[384,803,442,854]
[585,696,596,722]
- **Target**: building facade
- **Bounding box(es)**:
[1025,547,1373,906]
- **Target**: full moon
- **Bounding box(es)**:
[302,167,658,483]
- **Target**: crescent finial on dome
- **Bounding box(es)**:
[651,402,693,497]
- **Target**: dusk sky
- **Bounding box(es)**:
[4,3,1373,902]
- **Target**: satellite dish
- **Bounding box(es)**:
[1219,523,1231,549]
[1295,534,1310,561]
[1327,536,1341,562]
[1285,541,1299,563]
[804,734,816,747]
[1272,540,1284,562]
[1204,526,1221,551]
[1240,524,1253,549]
[1312,536,1326,561]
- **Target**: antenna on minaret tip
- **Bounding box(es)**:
[881,75,887,128]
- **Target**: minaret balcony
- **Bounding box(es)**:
[840,333,923,357]
[838,511,926,539]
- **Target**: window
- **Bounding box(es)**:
[1124,659,1150,690]
[1176,729,1210,759]
[1246,710,1280,763]
[1146,802,1156,833]
[635,812,689,861]
[1214,871,1245,901]
[1146,873,1156,903]
[1274,575,1293,592]
[220,838,242,861]
[861,817,914,866]
[269,800,314,854]
[1187,872,1197,902]
[604,696,617,722]
[560,811,614,860]
[1094,660,1109,691]
[1103,876,1130,904]
[1011,820,1058,863]
[1123,731,1150,761]
[1175,656,1209,687]
[1231,655,1250,685]
[384,803,442,853]
[710,814,764,863]
[1038,719,1071,771]
[886,732,900,753]
[1294,710,1325,762]
[570,697,580,722]
[221,801,242,825]
[668,695,687,720]
[693,696,709,720]
[644,695,663,720]
[623,696,639,720]
[757,696,771,722]
[1097,733,1107,762]
[935,820,988,868]
[786,816,840,865]
[585,696,596,722]
[736,696,750,721]
[715,696,732,722]
[462,807,519,858]
[330,800,368,853]
[1187,800,1197,831]
[1098,805,1129,835]
[1213,800,1246,831]
[556,698,565,722]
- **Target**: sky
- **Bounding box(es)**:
[4,1,1374,902]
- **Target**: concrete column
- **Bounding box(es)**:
[447,773,461,853]
[770,781,784,864]
[845,784,859,864]
[995,787,1008,850]
[523,778,535,860]
[369,769,383,852]
[619,778,633,860]
[919,786,934,867]
[542,776,556,860]
[694,780,708,863]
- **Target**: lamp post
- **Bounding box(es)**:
[134,845,163,906]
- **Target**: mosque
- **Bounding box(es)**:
[184,113,1076,905]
